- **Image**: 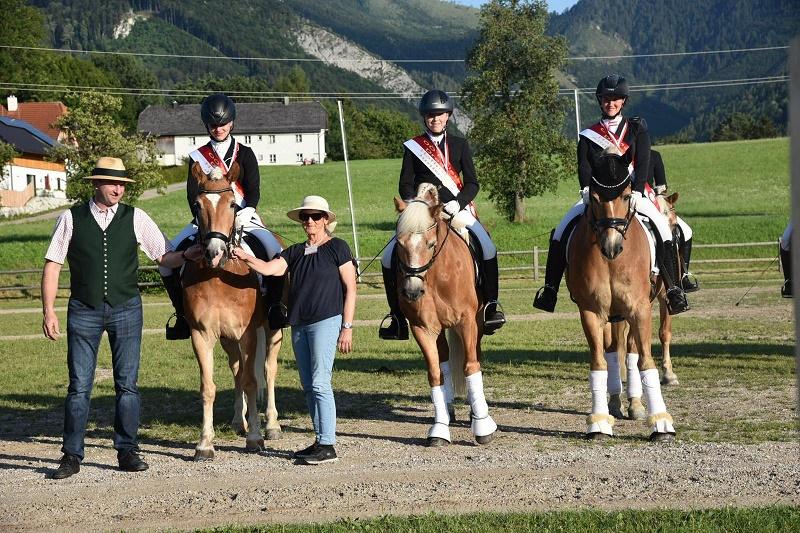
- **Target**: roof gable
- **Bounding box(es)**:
[138,101,329,136]
[0,102,67,140]
[0,117,57,156]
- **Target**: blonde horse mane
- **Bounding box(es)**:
[397,183,439,234]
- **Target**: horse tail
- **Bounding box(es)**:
[255,325,267,404]
[446,329,467,397]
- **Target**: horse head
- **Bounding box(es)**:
[192,161,241,269]
[656,191,680,241]
[588,146,635,260]
[394,184,444,301]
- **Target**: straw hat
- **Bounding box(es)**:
[83,156,135,183]
[286,195,337,231]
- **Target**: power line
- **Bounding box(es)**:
[0,43,789,64]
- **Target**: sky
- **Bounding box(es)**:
[453,0,579,13]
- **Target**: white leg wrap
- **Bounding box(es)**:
[466,372,497,437]
[604,352,622,395]
[590,370,609,415]
[428,386,451,442]
[440,361,455,404]
[626,353,643,399]
[641,369,675,434]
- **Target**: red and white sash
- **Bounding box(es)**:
[189,142,245,206]
[403,134,476,217]
[580,121,635,176]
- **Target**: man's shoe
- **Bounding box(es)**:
[782,279,793,298]
[293,440,318,460]
[52,454,80,479]
[267,303,289,330]
[378,314,409,340]
[532,285,558,312]
[665,287,690,315]
[165,314,191,340]
[301,444,338,465]
[483,301,506,335]
[681,273,699,293]
[118,451,149,472]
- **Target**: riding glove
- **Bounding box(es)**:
[443,200,461,219]
[234,207,255,228]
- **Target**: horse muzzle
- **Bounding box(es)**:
[401,276,425,301]
[600,239,623,260]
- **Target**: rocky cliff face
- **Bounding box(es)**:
[295,21,472,132]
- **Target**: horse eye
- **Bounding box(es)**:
[624,194,632,201]
[230,202,237,209]
[428,241,436,249]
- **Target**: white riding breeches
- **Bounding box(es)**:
[634,196,673,243]
[553,199,585,241]
[381,210,496,268]
[781,221,793,251]
[676,216,692,241]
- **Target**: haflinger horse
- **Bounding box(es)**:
[604,189,683,421]
[566,147,675,441]
[182,162,283,460]
[393,183,497,446]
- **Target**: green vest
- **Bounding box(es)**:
[67,202,139,307]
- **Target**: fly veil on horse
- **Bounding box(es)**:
[182,162,283,460]
[393,184,497,446]
[566,147,676,441]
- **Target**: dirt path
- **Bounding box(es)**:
[1,406,798,531]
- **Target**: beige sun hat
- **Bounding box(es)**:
[84,156,135,183]
[286,195,337,231]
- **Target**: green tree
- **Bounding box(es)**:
[324,100,418,161]
[461,0,578,222]
[710,112,780,142]
[0,142,21,182]
[48,92,164,203]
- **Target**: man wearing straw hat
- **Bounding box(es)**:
[41,156,193,480]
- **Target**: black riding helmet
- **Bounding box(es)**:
[595,75,629,112]
[201,93,236,129]
[419,89,453,116]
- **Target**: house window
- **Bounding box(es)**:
[258,154,263,161]
[190,136,196,144]
[268,135,276,144]
[295,134,303,143]
[258,135,263,141]
[269,154,276,163]
[245,135,252,143]
[296,153,303,162]
[26,174,35,187]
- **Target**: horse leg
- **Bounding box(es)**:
[658,296,679,386]
[580,310,614,439]
[222,339,247,436]
[605,321,625,419]
[192,331,217,460]
[263,326,283,440]
[459,320,497,445]
[412,326,451,446]
[238,330,264,452]
[629,308,676,441]
[437,333,456,421]
[625,330,646,420]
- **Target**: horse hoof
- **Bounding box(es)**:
[627,408,647,421]
[586,432,611,441]
[246,439,265,452]
[426,437,450,447]
[661,375,680,386]
[448,405,456,422]
[194,449,215,461]
[649,431,675,443]
[609,406,624,419]
[475,432,495,445]
[265,428,283,441]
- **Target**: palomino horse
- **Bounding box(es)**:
[604,189,683,421]
[566,150,675,441]
[393,184,497,446]
[182,162,283,460]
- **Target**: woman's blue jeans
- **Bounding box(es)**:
[63,295,143,460]
[291,315,341,445]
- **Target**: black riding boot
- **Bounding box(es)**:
[163,273,191,340]
[660,241,690,315]
[481,256,506,335]
[264,274,289,329]
[680,237,699,293]
[533,232,566,313]
[378,266,409,340]
[780,246,792,298]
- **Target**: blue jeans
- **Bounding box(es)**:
[63,295,143,460]
[291,315,341,446]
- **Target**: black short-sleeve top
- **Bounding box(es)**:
[279,237,354,327]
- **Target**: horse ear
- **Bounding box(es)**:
[227,161,241,182]
[394,197,407,213]
[432,203,443,219]
[668,192,679,204]
[190,161,205,184]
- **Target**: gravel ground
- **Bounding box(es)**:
[1,405,798,532]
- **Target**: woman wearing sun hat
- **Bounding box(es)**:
[232,195,357,465]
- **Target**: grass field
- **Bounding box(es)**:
[0,138,795,530]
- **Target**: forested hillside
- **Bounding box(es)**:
[5,0,796,143]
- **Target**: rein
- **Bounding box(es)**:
[587,188,635,239]
[197,184,240,267]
